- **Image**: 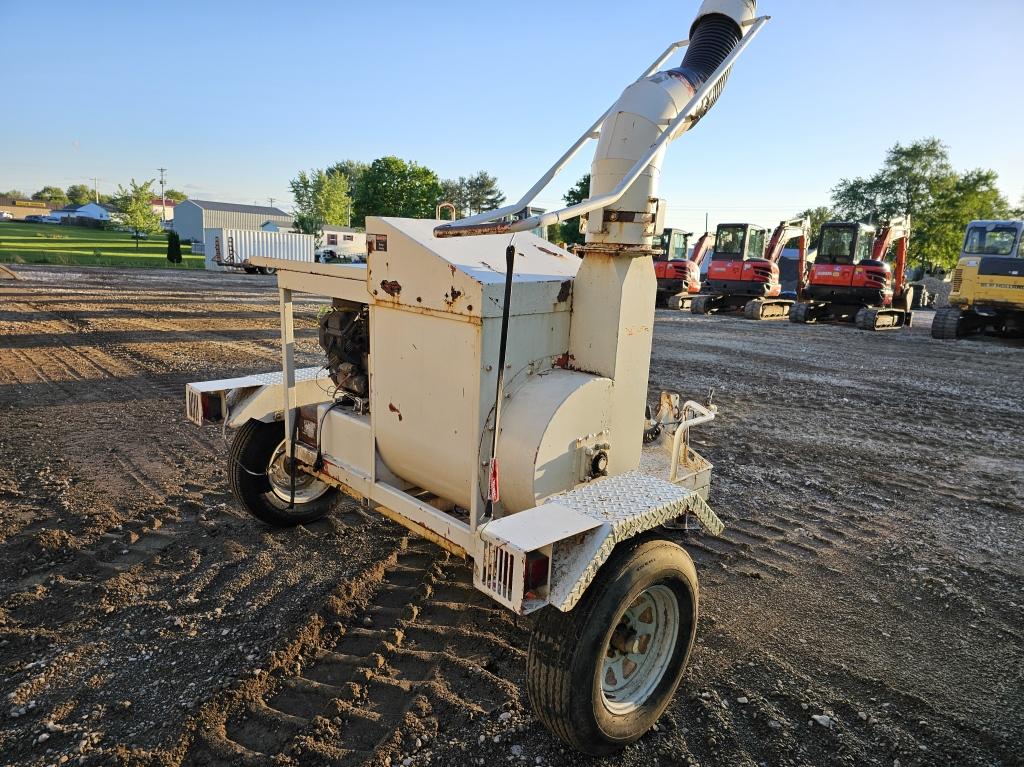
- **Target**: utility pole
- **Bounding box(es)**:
[157,167,167,223]
[90,177,100,203]
[268,197,276,208]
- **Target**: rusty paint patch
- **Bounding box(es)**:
[444,286,463,307]
[388,402,403,421]
[553,352,576,369]
[557,280,572,303]
[380,280,402,297]
[536,245,566,259]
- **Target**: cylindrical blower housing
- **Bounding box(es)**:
[587,0,755,247]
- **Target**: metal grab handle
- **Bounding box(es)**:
[668,400,716,483]
[433,16,770,240]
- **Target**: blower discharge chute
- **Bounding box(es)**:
[184,1,767,753]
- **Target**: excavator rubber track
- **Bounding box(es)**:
[931,306,964,339]
[668,294,695,311]
[743,298,793,321]
[789,301,816,324]
[691,295,716,315]
[855,306,910,331]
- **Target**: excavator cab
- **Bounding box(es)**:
[709,223,766,262]
[816,222,875,266]
[654,228,692,261]
[703,223,776,299]
[653,228,699,306]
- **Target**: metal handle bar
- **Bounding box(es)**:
[433,16,769,239]
[669,400,717,483]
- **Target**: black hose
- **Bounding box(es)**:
[669,11,745,125]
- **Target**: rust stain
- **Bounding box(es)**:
[444,286,463,307]
[557,280,572,303]
[536,245,566,259]
[553,352,576,369]
[449,264,457,277]
[380,280,402,297]
[388,402,403,421]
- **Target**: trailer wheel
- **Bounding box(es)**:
[527,539,698,755]
[243,266,259,274]
[229,419,338,526]
[258,267,277,276]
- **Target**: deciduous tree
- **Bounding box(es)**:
[290,169,352,234]
[163,189,187,202]
[831,139,1009,269]
[795,206,835,248]
[559,174,590,248]
[66,184,95,206]
[32,186,69,208]
[112,178,161,249]
[352,156,441,227]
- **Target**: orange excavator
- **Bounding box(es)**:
[691,218,808,319]
[790,216,913,330]
[658,230,716,310]
[741,217,810,319]
[653,228,693,306]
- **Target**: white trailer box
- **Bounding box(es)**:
[204,228,314,272]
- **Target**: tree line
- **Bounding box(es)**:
[0,184,187,209]
[288,158,506,239]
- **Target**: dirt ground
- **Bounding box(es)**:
[1,264,1021,767]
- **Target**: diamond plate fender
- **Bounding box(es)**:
[546,470,723,612]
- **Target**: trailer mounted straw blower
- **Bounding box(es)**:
[185,1,767,753]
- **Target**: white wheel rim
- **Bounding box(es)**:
[266,439,330,505]
[601,584,679,715]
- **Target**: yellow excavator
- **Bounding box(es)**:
[932,220,1024,339]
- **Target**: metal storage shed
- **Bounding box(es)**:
[174,199,293,242]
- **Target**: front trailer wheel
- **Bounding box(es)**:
[527,539,699,755]
[229,419,339,526]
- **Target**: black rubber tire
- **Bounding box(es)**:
[931,306,963,340]
[527,539,699,755]
[259,266,277,276]
[228,419,339,527]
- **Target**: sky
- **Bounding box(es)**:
[2,0,1023,233]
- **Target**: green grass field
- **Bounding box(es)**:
[0,221,204,269]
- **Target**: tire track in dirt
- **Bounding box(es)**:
[181,538,524,766]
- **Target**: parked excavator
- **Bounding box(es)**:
[654,229,717,310]
[653,228,694,305]
[933,220,1024,339]
[741,216,810,319]
[790,216,913,331]
[690,222,770,314]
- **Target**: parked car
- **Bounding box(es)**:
[0,211,13,220]
[24,214,45,223]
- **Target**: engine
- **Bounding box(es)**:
[318,300,369,398]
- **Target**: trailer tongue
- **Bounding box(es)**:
[184,1,768,754]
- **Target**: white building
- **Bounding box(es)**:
[173,199,292,243]
[50,202,114,221]
[150,198,176,221]
[321,225,366,259]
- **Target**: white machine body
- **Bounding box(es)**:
[185,0,766,615]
